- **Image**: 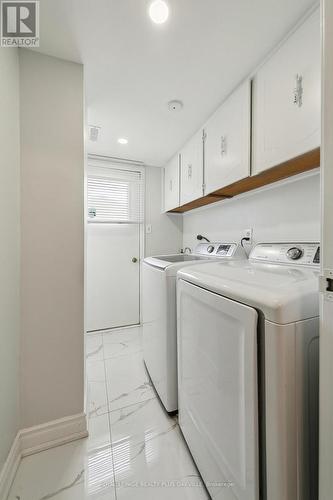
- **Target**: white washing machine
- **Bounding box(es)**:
[177,242,319,500]
[142,242,247,412]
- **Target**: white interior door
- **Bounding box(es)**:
[87,223,140,331]
[86,163,142,331]
[319,2,333,498]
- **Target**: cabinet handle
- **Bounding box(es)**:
[169,179,173,191]
[221,135,227,156]
[188,164,192,179]
[293,74,303,107]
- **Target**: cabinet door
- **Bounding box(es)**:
[253,9,321,175]
[164,154,180,212]
[204,80,251,194]
[180,130,204,205]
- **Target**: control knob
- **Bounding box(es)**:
[207,245,215,254]
[287,247,303,260]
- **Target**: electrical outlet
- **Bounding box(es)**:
[242,228,253,245]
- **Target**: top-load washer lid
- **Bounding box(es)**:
[152,254,212,264]
[177,242,320,324]
[143,242,247,274]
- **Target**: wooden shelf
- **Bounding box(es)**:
[169,194,228,213]
[168,148,320,214]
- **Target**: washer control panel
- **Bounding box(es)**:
[216,244,234,256]
[195,243,245,259]
[250,243,320,266]
[286,247,303,260]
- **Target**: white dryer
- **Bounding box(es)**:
[177,242,319,500]
[142,242,246,412]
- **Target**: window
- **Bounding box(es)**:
[87,167,143,223]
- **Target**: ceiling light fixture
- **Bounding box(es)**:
[149,0,169,24]
[118,138,128,145]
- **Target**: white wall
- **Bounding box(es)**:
[0,48,20,471]
[19,50,85,428]
[319,2,333,498]
[145,166,183,256]
[183,172,320,251]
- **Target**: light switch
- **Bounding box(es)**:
[146,224,152,234]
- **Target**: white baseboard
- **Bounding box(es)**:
[0,434,21,500]
[20,413,88,457]
[0,413,88,500]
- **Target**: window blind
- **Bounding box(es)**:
[87,168,143,223]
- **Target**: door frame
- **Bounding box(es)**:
[319,1,333,498]
[85,154,145,328]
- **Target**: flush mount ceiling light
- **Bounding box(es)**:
[149,0,169,24]
[118,137,128,145]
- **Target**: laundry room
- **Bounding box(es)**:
[0,1,332,500]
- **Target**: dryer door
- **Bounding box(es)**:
[177,279,259,500]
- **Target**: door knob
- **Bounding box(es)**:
[132,257,138,263]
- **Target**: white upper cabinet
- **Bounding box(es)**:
[164,154,180,212]
[180,129,204,205]
[252,9,321,175]
[204,80,251,194]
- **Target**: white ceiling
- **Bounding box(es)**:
[35,0,316,166]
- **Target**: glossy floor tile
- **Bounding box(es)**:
[105,351,156,412]
[86,380,109,419]
[8,441,116,500]
[86,334,104,362]
[8,326,208,500]
[103,327,142,361]
[86,360,106,383]
[110,398,207,500]
[87,414,111,451]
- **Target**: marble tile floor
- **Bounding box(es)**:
[8,326,209,499]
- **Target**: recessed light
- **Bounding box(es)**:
[118,138,128,145]
[149,0,169,24]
